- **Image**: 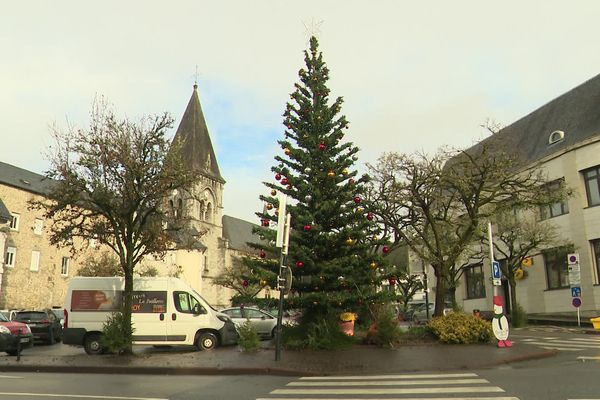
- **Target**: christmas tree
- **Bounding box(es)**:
[245,36,393,323]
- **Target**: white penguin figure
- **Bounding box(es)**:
[492,295,513,348]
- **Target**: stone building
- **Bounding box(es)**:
[0,85,260,311]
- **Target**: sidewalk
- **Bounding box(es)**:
[0,340,556,376]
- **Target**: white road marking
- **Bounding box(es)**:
[570,338,600,343]
[299,373,478,380]
[288,378,489,386]
[577,356,600,360]
[540,346,582,351]
[271,386,505,395]
[529,341,600,349]
[0,375,23,379]
[0,393,168,400]
[258,397,520,400]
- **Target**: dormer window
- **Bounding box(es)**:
[548,130,565,145]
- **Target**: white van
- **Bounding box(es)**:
[62,277,238,354]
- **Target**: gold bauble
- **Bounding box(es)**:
[369,261,378,269]
[327,170,336,177]
[270,189,277,196]
[345,237,355,246]
[342,168,349,175]
[266,203,273,210]
[284,147,291,155]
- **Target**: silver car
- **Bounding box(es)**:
[220,307,277,338]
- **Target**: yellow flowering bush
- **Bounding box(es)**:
[339,312,357,322]
[427,312,493,344]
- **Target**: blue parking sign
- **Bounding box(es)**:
[571,286,581,298]
[492,261,501,279]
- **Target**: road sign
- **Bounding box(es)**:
[568,263,581,286]
[492,260,501,286]
[568,253,580,265]
[572,297,582,308]
[571,286,581,298]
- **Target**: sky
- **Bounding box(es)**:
[2,1,600,223]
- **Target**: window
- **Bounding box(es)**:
[5,247,16,267]
[223,308,243,318]
[543,247,569,289]
[33,218,44,235]
[540,179,569,219]
[61,257,70,276]
[9,213,19,231]
[203,254,209,272]
[548,130,565,145]
[30,250,40,272]
[173,291,206,314]
[592,240,600,284]
[583,166,600,207]
[465,264,486,299]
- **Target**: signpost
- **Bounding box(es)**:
[492,260,502,287]
[567,253,582,327]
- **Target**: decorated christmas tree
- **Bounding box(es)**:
[245,36,393,323]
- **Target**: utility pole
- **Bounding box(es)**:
[275,194,291,362]
[422,260,430,320]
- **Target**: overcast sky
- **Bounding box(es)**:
[2,1,600,223]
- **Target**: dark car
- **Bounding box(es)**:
[0,313,34,355]
[13,310,63,344]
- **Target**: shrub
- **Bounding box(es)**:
[100,311,134,354]
[510,303,528,328]
[369,306,404,348]
[236,320,260,352]
[427,312,493,344]
[282,318,356,350]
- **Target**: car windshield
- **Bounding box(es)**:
[15,312,46,321]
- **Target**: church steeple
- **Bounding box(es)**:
[173,85,225,184]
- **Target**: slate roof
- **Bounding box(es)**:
[465,73,600,165]
[222,215,262,253]
[0,161,55,196]
[0,198,11,223]
[172,85,225,183]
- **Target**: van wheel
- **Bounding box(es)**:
[195,332,217,351]
[6,350,18,356]
[84,333,103,355]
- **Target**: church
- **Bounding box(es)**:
[0,85,258,310]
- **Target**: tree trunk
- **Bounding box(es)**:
[433,266,446,317]
[509,278,518,318]
[447,285,457,310]
[122,260,134,355]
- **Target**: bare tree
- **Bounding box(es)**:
[32,100,202,353]
[367,146,557,316]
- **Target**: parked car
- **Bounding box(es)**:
[12,310,63,344]
[0,309,18,321]
[220,307,278,338]
[0,312,34,355]
[407,302,453,324]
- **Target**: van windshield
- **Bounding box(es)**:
[192,290,218,312]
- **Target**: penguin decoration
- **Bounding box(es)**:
[492,295,513,348]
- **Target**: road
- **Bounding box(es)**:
[2,326,598,399]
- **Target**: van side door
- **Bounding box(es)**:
[131,291,168,343]
[168,291,211,345]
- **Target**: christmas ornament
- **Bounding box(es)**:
[271,189,277,196]
[295,261,304,268]
[355,206,364,214]
[284,147,291,155]
[261,219,269,227]
[304,224,312,231]
[286,184,293,190]
[242,280,249,287]
[266,203,273,210]
[388,277,397,286]
[260,279,268,286]
[305,167,312,174]
[327,171,336,177]
[383,246,390,254]
[275,173,281,181]
[352,155,358,161]
[259,250,266,258]
[345,237,355,246]
[281,177,288,185]
[340,204,346,210]
[319,142,326,150]
[366,212,374,221]
[348,178,355,185]
[305,194,312,201]
[353,196,361,203]
[369,261,378,269]
[342,168,349,175]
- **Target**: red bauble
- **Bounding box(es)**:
[319,142,326,150]
[261,219,269,227]
[348,178,355,185]
[353,196,361,204]
[242,280,249,287]
[388,277,397,286]
[383,246,390,254]
[275,173,281,181]
[259,250,266,258]
[367,212,374,221]
[295,261,304,268]
[304,224,312,231]
[281,177,288,185]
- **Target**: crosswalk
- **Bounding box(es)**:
[257,372,519,400]
[511,335,600,352]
